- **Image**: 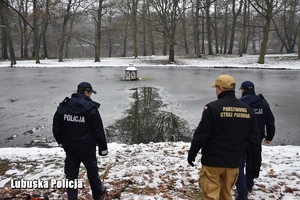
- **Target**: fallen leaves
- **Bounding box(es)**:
[268,169,275,175]
[1,143,300,199]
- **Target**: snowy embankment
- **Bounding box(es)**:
[0,54,300,70]
[0,142,299,200]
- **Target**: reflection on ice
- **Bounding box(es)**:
[105,87,192,144]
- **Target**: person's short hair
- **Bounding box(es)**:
[211,75,236,89]
[77,82,97,94]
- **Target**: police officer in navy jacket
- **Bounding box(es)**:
[235,81,275,200]
[53,82,108,200]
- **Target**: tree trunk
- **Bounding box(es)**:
[64,19,73,58]
[298,30,300,59]
[146,0,155,55]
[25,0,30,58]
[201,12,205,54]
[213,1,219,54]
[132,13,138,58]
[0,7,8,60]
[205,0,213,55]
[108,35,112,57]
[1,0,16,65]
[18,0,24,59]
[222,1,230,54]
[258,17,271,64]
[128,0,139,58]
[7,23,16,66]
[249,0,275,64]
[95,0,103,62]
[42,0,50,59]
[169,43,175,63]
[123,21,128,57]
[108,7,113,57]
[142,3,147,56]
[58,0,72,62]
[228,0,243,54]
[194,0,201,58]
[33,0,40,64]
[24,27,29,58]
[168,0,179,63]
[181,0,189,55]
[239,0,248,57]
[163,35,167,56]
[257,0,274,64]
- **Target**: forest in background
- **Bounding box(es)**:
[1,0,300,66]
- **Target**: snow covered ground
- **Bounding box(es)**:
[0,143,299,200]
[0,53,300,69]
[0,54,300,199]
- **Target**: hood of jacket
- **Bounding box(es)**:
[240,90,263,108]
[60,93,100,115]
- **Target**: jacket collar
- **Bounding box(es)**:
[242,90,256,97]
[217,90,236,99]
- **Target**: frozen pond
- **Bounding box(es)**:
[0,67,299,147]
[105,86,192,144]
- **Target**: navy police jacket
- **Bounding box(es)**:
[240,90,275,141]
[189,90,261,172]
[52,93,108,156]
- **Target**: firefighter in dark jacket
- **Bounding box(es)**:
[187,75,262,200]
[53,82,108,200]
[235,81,275,200]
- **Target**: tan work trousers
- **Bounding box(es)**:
[199,165,239,200]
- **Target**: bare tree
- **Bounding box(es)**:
[193,0,201,58]
[298,30,300,59]
[122,20,129,57]
[205,0,214,55]
[146,0,155,55]
[141,1,147,56]
[2,0,300,61]
[180,0,189,55]
[194,0,215,57]
[272,0,300,53]
[221,0,230,54]
[33,0,40,64]
[107,6,113,57]
[212,1,219,54]
[64,18,74,58]
[94,0,104,62]
[41,0,50,59]
[239,0,249,56]
[150,0,181,63]
[0,2,8,60]
[21,0,30,59]
[126,0,140,58]
[250,0,282,64]
[58,0,72,62]
[0,0,16,66]
[228,0,243,54]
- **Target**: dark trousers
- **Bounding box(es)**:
[64,153,104,200]
[236,148,254,197]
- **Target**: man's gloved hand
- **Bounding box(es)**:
[187,155,195,167]
[99,149,108,156]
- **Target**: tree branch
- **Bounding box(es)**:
[1,0,34,30]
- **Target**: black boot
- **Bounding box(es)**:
[96,186,107,200]
[235,193,248,200]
